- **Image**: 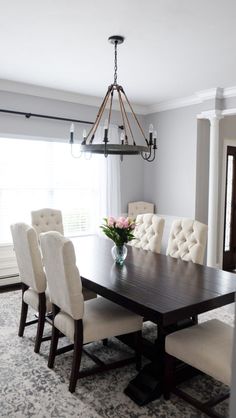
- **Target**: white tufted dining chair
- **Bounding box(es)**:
[129,213,165,253]
[31,208,64,236]
[128,201,154,220]
[40,231,143,393]
[31,208,96,301]
[11,223,52,353]
[166,218,208,265]
[164,319,232,416]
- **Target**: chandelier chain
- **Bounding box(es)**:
[114,41,118,84]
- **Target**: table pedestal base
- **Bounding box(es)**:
[124,360,200,405]
[124,362,163,406]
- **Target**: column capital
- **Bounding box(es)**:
[209,112,224,126]
[197,109,224,123]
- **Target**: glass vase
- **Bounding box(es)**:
[111,244,127,265]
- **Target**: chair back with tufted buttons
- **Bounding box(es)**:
[129,213,165,253]
[31,208,64,238]
[166,218,208,264]
[40,231,84,320]
[128,201,154,220]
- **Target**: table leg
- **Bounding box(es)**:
[124,324,166,406]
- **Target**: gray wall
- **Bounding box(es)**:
[0,90,145,214]
[220,115,236,142]
[143,104,202,218]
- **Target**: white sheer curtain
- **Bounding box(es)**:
[93,125,121,232]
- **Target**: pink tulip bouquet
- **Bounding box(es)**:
[100,216,136,247]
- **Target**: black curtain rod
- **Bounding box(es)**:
[0,108,94,125]
[0,108,124,130]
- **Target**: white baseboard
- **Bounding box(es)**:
[0,275,20,287]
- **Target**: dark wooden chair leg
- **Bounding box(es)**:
[135,330,142,371]
[34,293,46,353]
[192,314,198,325]
[163,353,175,400]
[48,326,60,368]
[69,319,83,393]
[18,284,29,337]
[48,304,60,368]
[18,301,28,337]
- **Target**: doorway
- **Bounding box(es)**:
[223,146,236,271]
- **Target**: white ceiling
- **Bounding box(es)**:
[0,0,236,106]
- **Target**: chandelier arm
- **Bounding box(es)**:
[87,88,112,144]
[141,148,152,160]
[146,148,156,162]
[141,153,149,161]
[121,89,149,146]
[119,89,136,146]
[117,88,129,144]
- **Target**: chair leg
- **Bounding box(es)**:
[135,330,142,371]
[48,304,60,368]
[192,314,198,325]
[18,284,29,337]
[163,353,175,400]
[69,319,83,393]
[18,300,28,337]
[103,338,108,346]
[34,293,46,353]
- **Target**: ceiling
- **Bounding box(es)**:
[0,0,236,106]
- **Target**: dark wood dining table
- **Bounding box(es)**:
[73,235,236,405]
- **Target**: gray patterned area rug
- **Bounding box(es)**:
[0,290,234,418]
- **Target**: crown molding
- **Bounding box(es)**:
[223,86,236,99]
[146,95,202,114]
[146,86,236,114]
[222,108,236,116]
[0,79,147,115]
[146,88,223,114]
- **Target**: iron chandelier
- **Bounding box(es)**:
[70,35,157,162]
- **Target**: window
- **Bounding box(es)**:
[0,137,100,244]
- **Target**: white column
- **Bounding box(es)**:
[207,116,222,267]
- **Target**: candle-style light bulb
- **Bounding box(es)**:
[120,132,125,145]
[83,129,87,138]
[104,119,108,130]
[70,123,75,133]
[149,124,153,146]
[153,130,157,139]
[149,124,154,133]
